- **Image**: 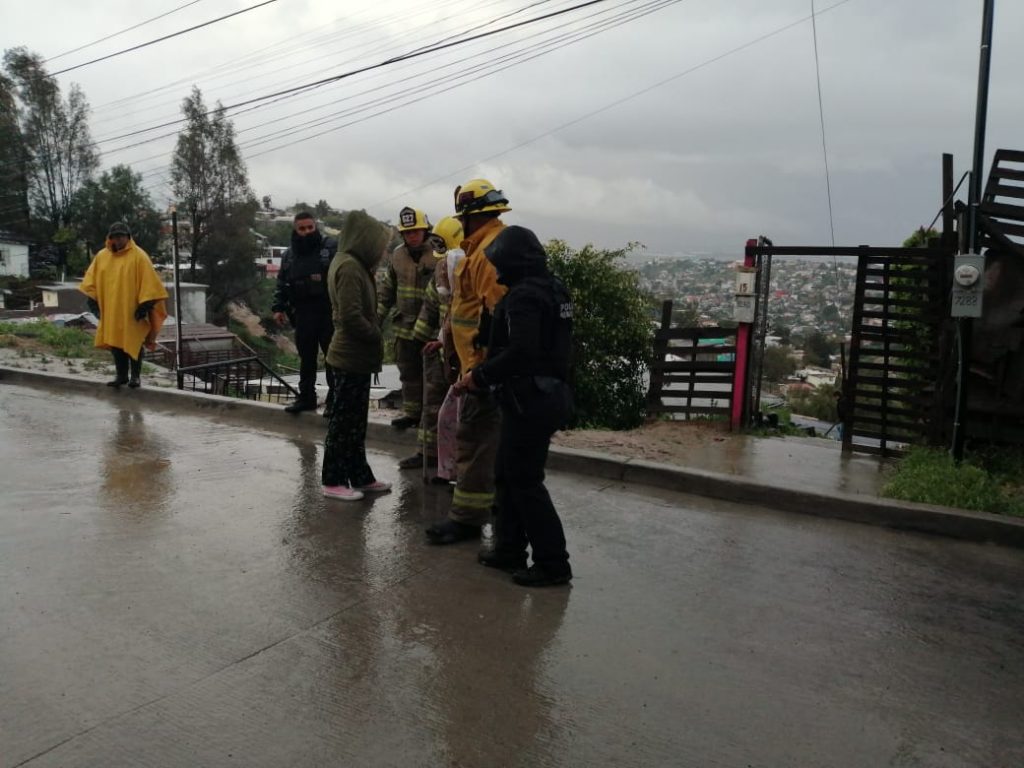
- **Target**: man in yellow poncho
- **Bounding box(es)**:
[80,222,169,388]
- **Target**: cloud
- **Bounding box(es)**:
[3,0,1022,253]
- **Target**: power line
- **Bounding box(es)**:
[370,0,856,210]
[241,0,681,156]
[92,0,618,146]
[49,0,280,78]
[89,0,517,140]
[89,0,501,122]
[44,0,209,63]
[0,0,534,174]
[810,0,836,248]
[110,0,669,176]
[219,0,666,147]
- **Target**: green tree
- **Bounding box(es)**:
[762,345,797,383]
[902,226,939,248]
[170,87,259,319]
[314,199,331,219]
[547,240,652,429]
[0,71,30,235]
[202,200,262,318]
[2,47,98,235]
[70,164,162,260]
[802,331,834,368]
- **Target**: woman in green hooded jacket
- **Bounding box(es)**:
[321,210,394,501]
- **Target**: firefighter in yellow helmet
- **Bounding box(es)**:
[377,207,437,466]
[425,179,509,544]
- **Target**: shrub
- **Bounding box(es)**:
[547,240,651,430]
[882,446,1024,516]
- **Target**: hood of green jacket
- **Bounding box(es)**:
[339,210,389,270]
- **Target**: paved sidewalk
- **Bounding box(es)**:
[2,382,1023,767]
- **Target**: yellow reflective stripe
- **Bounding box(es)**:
[413,319,436,341]
[450,315,477,328]
[453,489,494,509]
[394,327,417,340]
[397,287,426,297]
[402,402,421,416]
[416,428,437,443]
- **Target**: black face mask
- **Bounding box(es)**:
[293,230,322,254]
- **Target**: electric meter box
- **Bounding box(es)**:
[734,267,757,324]
[951,253,984,318]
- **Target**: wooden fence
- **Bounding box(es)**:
[647,300,736,419]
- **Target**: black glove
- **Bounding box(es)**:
[134,300,156,321]
[86,298,100,319]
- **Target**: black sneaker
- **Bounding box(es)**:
[106,377,128,388]
[128,377,141,388]
[477,549,528,573]
[284,400,317,414]
[391,415,418,430]
[512,564,572,587]
[425,519,481,545]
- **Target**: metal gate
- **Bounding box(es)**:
[842,246,951,455]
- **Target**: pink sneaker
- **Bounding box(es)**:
[322,485,364,501]
[354,481,392,493]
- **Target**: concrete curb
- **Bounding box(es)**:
[4,366,1024,549]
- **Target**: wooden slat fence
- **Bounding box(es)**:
[647,300,736,419]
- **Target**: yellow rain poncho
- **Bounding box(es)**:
[80,238,169,360]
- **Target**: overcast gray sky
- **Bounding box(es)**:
[3,0,1022,254]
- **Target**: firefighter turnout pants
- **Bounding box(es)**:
[418,348,449,461]
[395,336,424,420]
[449,389,501,526]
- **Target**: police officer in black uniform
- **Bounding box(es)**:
[455,225,574,587]
[272,211,338,414]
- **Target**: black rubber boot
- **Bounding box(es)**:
[512,564,573,587]
[477,549,528,573]
[128,352,142,388]
[398,453,424,470]
[107,348,129,387]
[425,519,481,545]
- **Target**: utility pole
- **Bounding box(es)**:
[172,206,184,389]
[952,0,995,463]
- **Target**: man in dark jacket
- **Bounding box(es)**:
[454,225,574,587]
[272,211,338,414]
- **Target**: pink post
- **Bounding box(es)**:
[730,239,758,430]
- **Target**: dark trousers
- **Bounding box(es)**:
[294,305,336,406]
[493,385,570,573]
[321,371,375,487]
[110,346,144,381]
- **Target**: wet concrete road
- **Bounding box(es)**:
[1,383,1023,768]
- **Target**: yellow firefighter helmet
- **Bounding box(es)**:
[453,178,510,216]
[397,206,430,232]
